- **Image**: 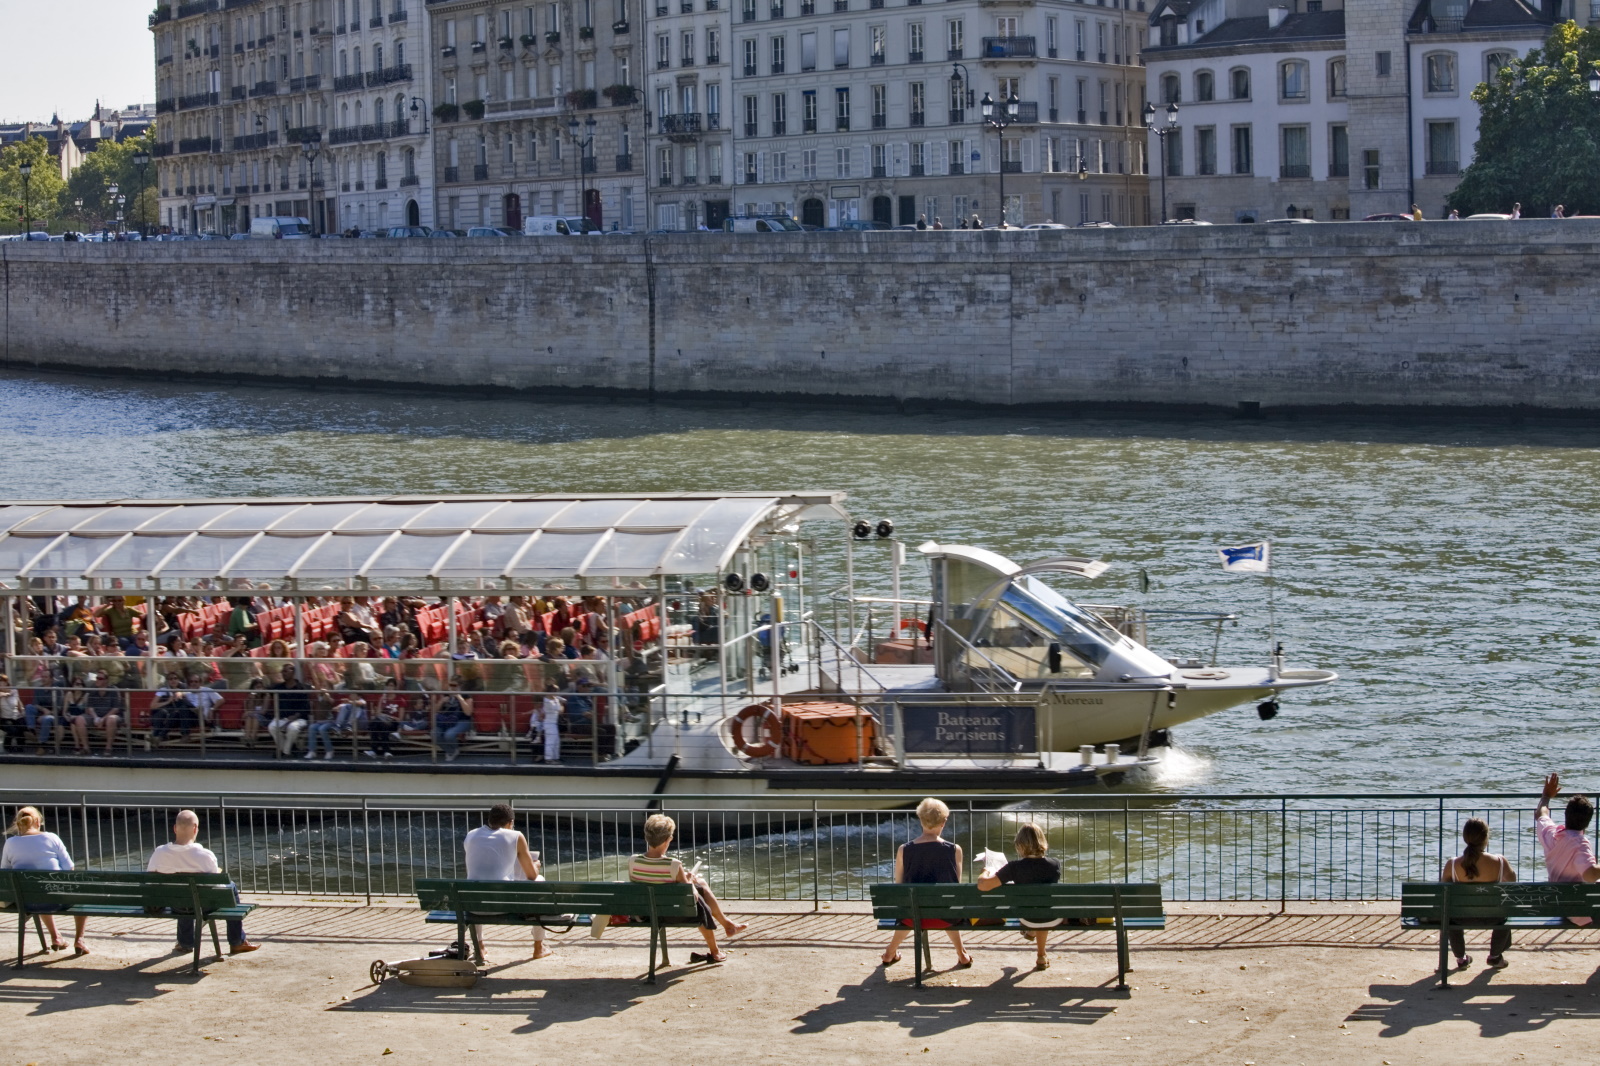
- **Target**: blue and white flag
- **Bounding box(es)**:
[1218,542,1270,573]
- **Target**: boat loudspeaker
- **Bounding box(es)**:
[875,519,894,539]
[852,520,872,539]
[723,573,746,593]
[1256,700,1280,721]
[749,572,771,592]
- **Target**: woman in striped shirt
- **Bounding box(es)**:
[629,814,748,963]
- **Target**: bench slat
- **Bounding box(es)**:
[1400,881,1600,921]
[415,879,700,919]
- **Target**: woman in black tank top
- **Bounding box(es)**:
[880,798,974,970]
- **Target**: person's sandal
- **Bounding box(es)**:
[49,940,67,953]
[881,954,901,967]
[1455,954,1472,970]
[73,941,90,957]
[954,956,974,970]
[1035,957,1050,970]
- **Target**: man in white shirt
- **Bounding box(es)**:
[462,803,550,960]
[147,810,259,955]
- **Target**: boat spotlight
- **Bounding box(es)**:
[1256,700,1280,721]
[749,572,771,592]
[875,519,895,539]
[852,520,872,539]
[723,572,746,593]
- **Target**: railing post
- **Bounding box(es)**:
[1279,796,1288,912]
[217,796,228,885]
[1122,799,1130,883]
[80,795,90,870]
[810,798,820,910]
[363,798,373,905]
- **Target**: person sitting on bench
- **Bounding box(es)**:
[879,797,973,971]
[629,814,746,964]
[463,804,551,960]
[0,806,87,956]
[1441,817,1515,971]
[977,821,1061,970]
[1535,773,1600,924]
[147,810,260,955]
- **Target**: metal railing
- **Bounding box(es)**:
[2,790,1577,906]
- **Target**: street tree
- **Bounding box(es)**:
[0,136,66,234]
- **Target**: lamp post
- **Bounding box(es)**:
[18,161,31,235]
[116,194,126,237]
[300,133,323,236]
[566,112,597,231]
[132,149,151,236]
[409,96,429,134]
[107,182,119,239]
[1143,100,1180,224]
[980,90,1020,227]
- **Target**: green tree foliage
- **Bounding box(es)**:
[62,128,161,232]
[0,136,67,233]
[1449,22,1600,217]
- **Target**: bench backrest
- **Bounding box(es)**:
[1401,880,1600,920]
[0,870,237,912]
[869,882,1165,922]
[415,878,700,919]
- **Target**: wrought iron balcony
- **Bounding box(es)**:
[1425,160,1459,175]
[660,113,704,135]
[981,36,1036,59]
[1279,164,1311,179]
[615,153,633,171]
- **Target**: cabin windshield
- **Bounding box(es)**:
[982,579,1120,670]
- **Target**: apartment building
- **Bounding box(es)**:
[648,0,1154,230]
[151,0,432,235]
[426,0,646,231]
[1142,0,1556,222]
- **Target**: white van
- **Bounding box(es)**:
[250,216,313,239]
[521,215,596,236]
[723,216,801,233]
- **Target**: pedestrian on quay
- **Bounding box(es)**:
[462,803,551,960]
[1511,202,1522,219]
[1448,208,1461,220]
[932,217,943,230]
[1410,203,1424,221]
[1553,204,1566,219]
[880,797,973,971]
[147,810,259,955]
[1441,817,1514,971]
[1535,773,1600,919]
[916,214,928,230]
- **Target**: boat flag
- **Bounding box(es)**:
[1218,542,1270,573]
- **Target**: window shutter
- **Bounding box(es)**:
[1022,137,1035,173]
[897,141,909,176]
[930,141,943,173]
[757,150,766,183]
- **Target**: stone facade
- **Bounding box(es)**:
[7,223,1600,410]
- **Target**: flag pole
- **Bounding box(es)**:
[1266,540,1277,681]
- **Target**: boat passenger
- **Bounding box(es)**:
[241,678,272,749]
[0,675,24,752]
[267,664,314,756]
[1,806,88,956]
[880,798,974,971]
[976,822,1062,969]
[1441,817,1515,970]
[462,803,551,960]
[629,813,746,963]
[68,673,123,757]
[432,690,474,762]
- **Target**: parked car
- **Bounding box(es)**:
[387,226,434,239]
[1263,218,1317,224]
[229,232,252,240]
[430,229,463,237]
[250,216,313,239]
[830,219,889,231]
[724,216,803,233]
[1162,219,1212,226]
[1024,222,1070,230]
[1076,220,1116,228]
[523,215,599,236]
[1362,213,1415,221]
[465,226,519,237]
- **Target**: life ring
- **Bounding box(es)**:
[731,703,782,758]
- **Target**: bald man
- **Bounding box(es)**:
[148,810,259,955]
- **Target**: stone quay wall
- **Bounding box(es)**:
[3,222,1599,412]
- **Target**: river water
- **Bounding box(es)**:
[2,368,1595,797]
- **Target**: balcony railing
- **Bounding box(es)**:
[872,114,886,129]
[743,63,757,76]
[803,117,817,132]
[286,125,322,143]
[706,111,721,129]
[1328,162,1349,177]
[800,0,814,11]
[444,166,460,182]
[660,113,704,134]
[745,121,758,136]
[771,60,784,73]
[836,117,850,131]
[389,8,409,22]
[250,81,279,97]
[870,52,884,65]
[334,73,364,92]
[615,153,633,171]
[948,107,965,124]
[230,131,279,150]
[326,120,412,145]
[834,0,848,10]
[1198,161,1216,175]
[1425,160,1459,175]
[772,119,786,135]
[1279,163,1311,179]
[473,163,489,180]
[400,174,421,186]
[178,92,220,110]
[229,86,245,99]
[981,36,1036,59]
[871,165,886,177]
[949,159,963,174]
[744,169,758,184]
[367,64,413,86]
[1000,160,1022,173]
[910,110,924,126]
[582,157,598,174]
[908,49,923,63]
[178,136,219,154]
[947,46,963,60]
[910,163,924,176]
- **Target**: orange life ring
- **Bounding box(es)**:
[731,703,782,758]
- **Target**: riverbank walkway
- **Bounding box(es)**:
[5,901,1596,1064]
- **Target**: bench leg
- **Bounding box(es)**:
[1437,926,1450,989]
[14,911,24,968]
[646,924,659,984]
[192,929,204,974]
[913,924,926,989]
[1115,921,1129,991]
[208,918,224,963]
[32,915,46,956]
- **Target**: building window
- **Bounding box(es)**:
[835,86,850,129]
[946,18,962,59]
[1165,131,1182,175]
[871,83,886,127]
[1425,52,1456,94]
[835,145,851,178]
[1375,51,1391,78]
[1231,124,1251,174]
[802,89,817,130]
[834,27,850,68]
[1363,148,1380,189]
[909,22,923,61]
[772,92,787,133]
[1485,51,1513,83]
[682,30,695,65]
[1194,70,1213,102]
[1160,73,1179,104]
[743,37,757,76]
[771,35,784,74]
[800,31,816,71]
[1328,57,1346,98]
[1279,125,1308,178]
[870,24,885,64]
[656,33,669,68]
[1426,121,1458,174]
[1329,124,1348,177]
[802,148,817,178]
[706,28,720,63]
[1279,60,1307,101]
[1196,126,1215,175]
[744,94,759,135]
[1229,67,1249,100]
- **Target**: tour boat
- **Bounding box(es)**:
[0,492,1336,806]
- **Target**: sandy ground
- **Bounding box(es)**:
[2,906,1598,1065]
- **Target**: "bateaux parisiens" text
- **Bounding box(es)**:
[934,710,1009,743]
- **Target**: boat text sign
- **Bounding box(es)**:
[901,705,1036,755]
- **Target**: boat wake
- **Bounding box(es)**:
[1146,742,1213,789]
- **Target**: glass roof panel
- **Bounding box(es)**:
[268,502,371,532]
[662,497,778,573]
[0,534,59,580]
[435,532,536,575]
[151,535,256,579]
[21,535,122,578]
[471,500,571,530]
[71,506,180,533]
[403,501,506,531]
[507,532,602,577]
[335,504,434,531]
[139,504,242,531]
[219,535,322,579]
[362,533,461,575]
[542,499,640,530]
[84,535,193,578]
[202,504,308,532]
[583,531,681,575]
[293,534,396,575]
[0,506,61,534]
[13,508,113,535]
[614,499,714,531]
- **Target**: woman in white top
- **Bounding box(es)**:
[1442,817,1515,971]
[1,806,88,955]
[0,674,24,752]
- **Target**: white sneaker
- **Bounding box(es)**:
[362,749,377,759]
[444,751,459,763]
[303,751,316,760]
[382,751,394,759]
[324,751,336,760]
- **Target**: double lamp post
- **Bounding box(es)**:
[1144,100,1180,224]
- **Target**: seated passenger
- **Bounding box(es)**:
[462,803,551,960]
[147,810,259,955]
[68,673,123,757]
[1441,817,1515,971]
[267,664,313,756]
[629,813,746,963]
[1,806,87,955]
[432,690,473,762]
[880,797,973,970]
[977,822,1061,969]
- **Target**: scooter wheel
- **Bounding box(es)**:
[370,959,388,985]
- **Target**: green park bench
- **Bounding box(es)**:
[415,878,703,983]
[1401,880,1600,987]
[0,869,254,973]
[870,882,1166,989]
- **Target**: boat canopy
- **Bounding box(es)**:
[0,493,848,592]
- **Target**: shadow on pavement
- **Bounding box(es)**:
[0,950,204,1014]
[790,964,1128,1037]
[1348,966,1600,1038]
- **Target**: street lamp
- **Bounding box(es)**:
[566,112,597,231]
[980,90,1020,226]
[18,161,31,235]
[116,194,127,237]
[1589,66,1600,94]
[949,63,972,120]
[300,133,323,236]
[107,182,119,239]
[1143,100,1181,223]
[132,149,151,236]
[409,96,429,134]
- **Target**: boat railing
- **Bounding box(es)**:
[807,618,891,700]
[1079,605,1239,666]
